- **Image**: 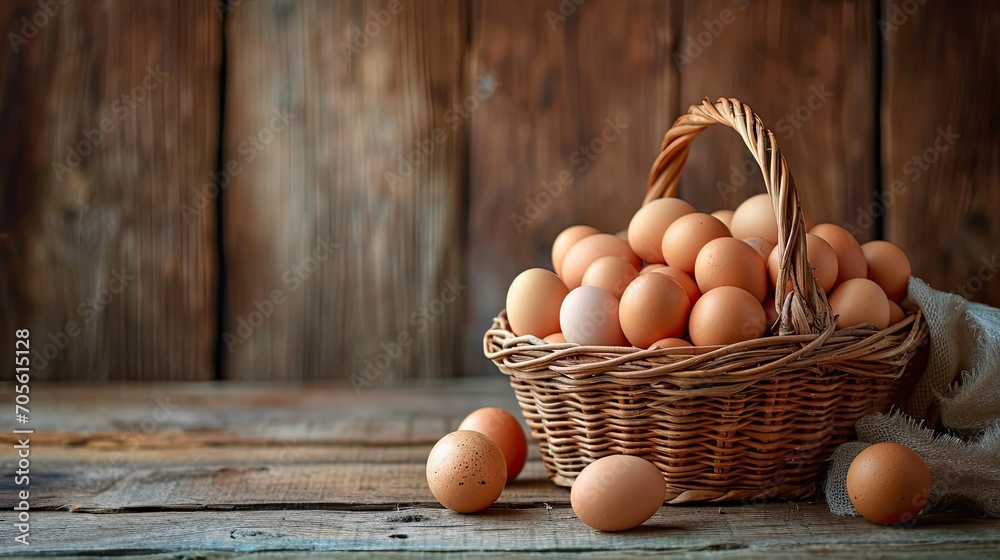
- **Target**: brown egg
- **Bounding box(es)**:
[551,225,601,277]
[711,209,735,229]
[458,408,528,482]
[582,256,639,300]
[805,234,839,293]
[694,237,768,302]
[810,223,867,285]
[652,266,701,307]
[639,263,667,275]
[562,234,642,289]
[661,213,732,275]
[619,273,691,349]
[862,241,911,302]
[627,198,697,264]
[742,237,775,263]
[847,442,931,525]
[648,337,692,350]
[506,269,569,337]
[688,286,766,346]
[560,286,629,346]
[570,455,666,532]
[543,332,566,343]
[828,278,890,330]
[730,193,777,244]
[426,431,507,513]
[888,300,905,326]
[766,234,840,295]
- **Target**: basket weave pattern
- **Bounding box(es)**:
[484,98,928,504]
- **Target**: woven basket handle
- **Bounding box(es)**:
[646,97,831,336]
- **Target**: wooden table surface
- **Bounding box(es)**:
[2,378,998,559]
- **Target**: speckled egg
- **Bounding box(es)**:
[458,408,529,482]
[847,442,931,525]
[426,430,507,513]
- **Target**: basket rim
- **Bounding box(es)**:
[484,306,927,387]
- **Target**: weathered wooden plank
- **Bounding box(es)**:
[882,0,1000,306]
[16,461,562,512]
[24,548,1000,560]
[465,0,682,376]
[3,444,433,468]
[222,0,468,381]
[3,380,999,556]
[0,0,220,380]
[5,506,999,556]
[0,378,517,440]
[677,0,878,238]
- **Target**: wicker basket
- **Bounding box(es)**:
[483,97,929,504]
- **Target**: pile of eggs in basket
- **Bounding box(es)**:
[506,194,912,348]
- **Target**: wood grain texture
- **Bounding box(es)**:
[1,380,998,556]
[0,0,219,380]
[465,0,681,376]
[677,0,878,238]
[20,461,563,512]
[38,550,1000,560]
[11,506,1000,556]
[222,0,467,381]
[882,0,1000,306]
[0,378,519,443]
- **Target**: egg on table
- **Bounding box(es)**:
[571,455,666,531]
[458,407,528,482]
[426,431,507,513]
[846,442,931,525]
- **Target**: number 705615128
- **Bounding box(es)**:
[14,329,30,424]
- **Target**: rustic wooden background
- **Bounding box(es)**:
[0,0,997,382]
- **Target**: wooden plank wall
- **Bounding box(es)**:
[677,0,877,233]
[0,0,219,380]
[465,0,681,375]
[882,0,1000,306]
[223,0,467,381]
[0,0,996,381]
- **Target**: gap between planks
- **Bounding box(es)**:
[2,506,997,557]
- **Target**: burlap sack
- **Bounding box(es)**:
[825,277,1000,517]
